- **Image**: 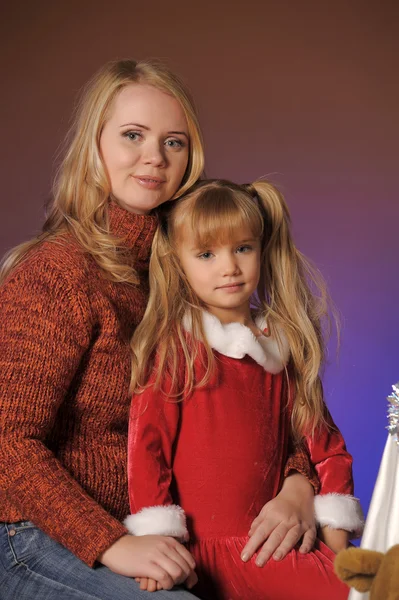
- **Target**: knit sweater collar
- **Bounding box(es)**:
[108,201,158,271]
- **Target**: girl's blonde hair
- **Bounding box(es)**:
[131,178,335,439]
[0,59,204,285]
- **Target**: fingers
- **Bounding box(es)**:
[136,577,164,592]
[162,539,195,582]
[241,521,275,562]
[136,577,149,591]
[254,522,317,566]
[145,565,174,590]
[185,570,199,589]
[248,515,261,537]
[152,538,195,587]
[268,523,304,562]
[132,537,195,590]
[139,578,149,591]
[146,578,158,592]
[253,522,291,566]
[299,527,317,554]
[172,539,196,570]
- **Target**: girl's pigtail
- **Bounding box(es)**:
[251,180,333,438]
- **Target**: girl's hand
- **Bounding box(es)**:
[135,571,199,592]
[135,577,161,592]
[98,534,197,589]
[319,527,349,554]
[241,473,317,567]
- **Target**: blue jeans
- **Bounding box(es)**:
[0,522,200,600]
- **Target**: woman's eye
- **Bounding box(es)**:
[198,252,213,260]
[123,131,142,141]
[165,138,185,149]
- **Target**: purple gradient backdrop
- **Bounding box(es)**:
[1,1,398,519]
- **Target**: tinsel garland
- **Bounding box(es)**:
[387,382,399,446]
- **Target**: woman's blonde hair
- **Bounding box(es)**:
[0,59,204,285]
[131,179,335,438]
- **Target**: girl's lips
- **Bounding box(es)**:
[216,283,244,293]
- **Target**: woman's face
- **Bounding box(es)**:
[100,83,189,214]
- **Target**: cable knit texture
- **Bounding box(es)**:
[0,201,157,567]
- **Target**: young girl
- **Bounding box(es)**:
[126,179,364,600]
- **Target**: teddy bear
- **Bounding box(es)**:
[335,544,399,600]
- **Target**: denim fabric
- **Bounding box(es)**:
[0,522,199,600]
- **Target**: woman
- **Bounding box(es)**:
[0,59,316,599]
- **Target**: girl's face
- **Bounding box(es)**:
[100,84,189,214]
[177,226,261,324]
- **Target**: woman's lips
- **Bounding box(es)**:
[133,176,165,190]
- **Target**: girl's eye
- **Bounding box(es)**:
[123,131,142,142]
[165,138,185,149]
[198,252,213,260]
[236,245,252,253]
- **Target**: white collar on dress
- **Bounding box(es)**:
[182,311,290,374]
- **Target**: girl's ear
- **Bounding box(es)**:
[334,547,383,592]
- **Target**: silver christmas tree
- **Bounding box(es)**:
[387,382,399,446]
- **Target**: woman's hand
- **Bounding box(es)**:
[241,473,317,567]
[98,534,197,589]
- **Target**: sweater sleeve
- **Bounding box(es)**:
[0,257,127,566]
[125,383,188,540]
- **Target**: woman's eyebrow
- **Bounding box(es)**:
[119,123,188,139]
[119,122,149,129]
[168,131,189,139]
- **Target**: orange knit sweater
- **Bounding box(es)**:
[0,202,157,567]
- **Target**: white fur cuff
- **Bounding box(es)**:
[314,493,365,537]
[124,505,188,540]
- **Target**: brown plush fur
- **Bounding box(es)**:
[335,545,399,600]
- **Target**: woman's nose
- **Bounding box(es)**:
[142,141,166,167]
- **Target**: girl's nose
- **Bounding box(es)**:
[221,254,240,276]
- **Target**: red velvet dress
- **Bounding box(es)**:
[127,314,359,600]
